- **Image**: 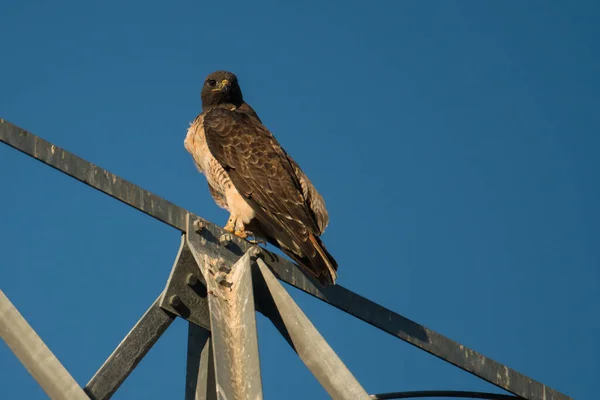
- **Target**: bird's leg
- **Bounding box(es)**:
[225,214,252,239]
[225,215,266,245]
[229,215,247,239]
[224,214,236,233]
[231,218,266,245]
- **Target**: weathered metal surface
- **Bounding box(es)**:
[188,228,263,400]
[1,119,572,400]
[186,221,263,400]
[160,234,211,330]
[84,295,175,400]
[263,263,571,400]
[186,323,217,400]
[255,258,370,400]
[0,290,90,400]
[0,119,189,231]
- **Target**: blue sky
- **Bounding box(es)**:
[1,1,597,399]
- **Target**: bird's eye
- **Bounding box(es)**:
[206,79,216,87]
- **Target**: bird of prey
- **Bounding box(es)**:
[184,70,338,286]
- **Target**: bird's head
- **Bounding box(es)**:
[200,70,244,109]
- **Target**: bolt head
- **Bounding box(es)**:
[215,272,232,287]
[186,273,199,287]
[218,261,231,273]
[219,233,232,246]
[248,246,261,261]
[193,220,205,233]
[215,272,226,284]
[169,295,182,308]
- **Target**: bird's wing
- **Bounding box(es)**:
[284,155,329,235]
[231,102,328,234]
[203,107,320,237]
[203,106,338,285]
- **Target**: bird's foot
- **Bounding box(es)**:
[233,229,251,239]
[233,230,267,245]
[248,237,267,246]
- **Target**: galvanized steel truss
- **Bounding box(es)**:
[0,119,572,400]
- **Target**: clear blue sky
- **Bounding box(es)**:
[1,1,597,399]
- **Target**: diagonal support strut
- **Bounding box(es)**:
[255,258,370,400]
[84,294,176,400]
[0,290,90,400]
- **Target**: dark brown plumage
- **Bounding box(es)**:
[185,70,338,286]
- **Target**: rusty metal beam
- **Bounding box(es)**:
[0,119,572,400]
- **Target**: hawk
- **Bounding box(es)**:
[184,70,338,286]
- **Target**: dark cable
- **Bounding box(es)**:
[369,390,520,399]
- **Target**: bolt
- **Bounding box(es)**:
[215,272,232,288]
[193,220,205,233]
[186,273,199,287]
[215,272,227,284]
[248,246,261,261]
[218,262,231,273]
[219,233,232,246]
[169,295,182,308]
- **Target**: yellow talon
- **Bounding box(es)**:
[234,230,249,239]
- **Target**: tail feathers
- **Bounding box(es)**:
[245,216,338,286]
[306,234,338,286]
[270,233,338,287]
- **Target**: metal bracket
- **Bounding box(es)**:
[160,234,211,330]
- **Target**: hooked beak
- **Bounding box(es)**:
[212,79,230,92]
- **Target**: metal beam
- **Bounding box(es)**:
[255,258,370,400]
[369,390,519,399]
[186,323,217,400]
[186,222,264,400]
[1,119,572,400]
[0,118,188,231]
[260,261,567,400]
[84,295,176,400]
[0,290,89,400]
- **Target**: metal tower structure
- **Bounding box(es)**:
[0,119,572,400]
